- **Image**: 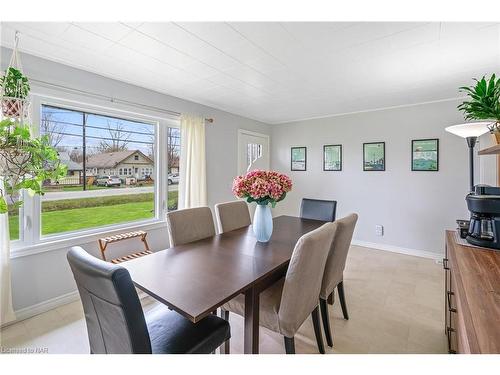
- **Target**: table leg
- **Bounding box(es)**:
[244,286,260,354]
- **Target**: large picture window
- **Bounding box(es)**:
[34,105,157,237]
[9,99,181,251]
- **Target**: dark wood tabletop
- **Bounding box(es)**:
[121,215,326,353]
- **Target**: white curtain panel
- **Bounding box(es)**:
[179,114,207,209]
[0,177,16,325]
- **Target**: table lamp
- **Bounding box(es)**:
[445,122,490,192]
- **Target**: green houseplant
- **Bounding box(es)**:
[0,118,66,214]
[458,74,500,141]
[0,67,30,118]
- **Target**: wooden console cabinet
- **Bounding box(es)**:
[444,231,500,353]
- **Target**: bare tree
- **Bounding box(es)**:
[40,112,66,148]
[167,127,180,173]
[97,120,131,153]
[69,147,83,163]
[143,125,155,159]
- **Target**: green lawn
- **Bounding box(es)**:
[42,193,155,212]
[9,216,19,241]
[59,184,154,192]
[9,191,178,240]
[60,185,108,192]
[43,200,155,234]
[44,185,108,193]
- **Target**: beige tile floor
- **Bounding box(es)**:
[0,246,447,354]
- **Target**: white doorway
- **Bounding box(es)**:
[238,129,270,175]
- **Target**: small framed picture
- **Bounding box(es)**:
[363,142,385,171]
[412,139,439,171]
[291,147,307,171]
[323,145,342,171]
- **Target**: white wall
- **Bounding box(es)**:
[270,100,493,256]
[1,47,270,313]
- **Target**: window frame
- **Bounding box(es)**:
[10,94,179,258]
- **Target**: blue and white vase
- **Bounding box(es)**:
[253,203,273,242]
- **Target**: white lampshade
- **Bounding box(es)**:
[445,122,491,138]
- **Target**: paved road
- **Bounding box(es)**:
[42,184,178,201]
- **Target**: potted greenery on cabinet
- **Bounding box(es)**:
[458,74,500,143]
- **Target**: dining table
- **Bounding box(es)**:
[121,215,326,354]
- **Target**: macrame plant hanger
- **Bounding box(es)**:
[0,31,32,195]
[0,31,31,127]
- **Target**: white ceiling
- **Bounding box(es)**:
[1,22,499,124]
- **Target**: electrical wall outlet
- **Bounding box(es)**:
[375,224,384,236]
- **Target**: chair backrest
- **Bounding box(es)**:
[320,213,358,299]
[166,206,216,246]
[215,200,251,233]
[278,222,337,337]
[67,246,151,354]
[300,198,337,222]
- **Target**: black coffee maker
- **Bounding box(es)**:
[466,185,500,249]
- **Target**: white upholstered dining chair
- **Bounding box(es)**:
[166,207,216,246]
[214,200,251,233]
[319,213,358,348]
[221,221,338,354]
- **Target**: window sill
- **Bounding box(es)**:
[10,219,168,259]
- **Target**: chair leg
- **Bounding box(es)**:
[311,306,325,354]
[337,281,349,320]
[220,309,230,354]
[220,340,230,355]
[319,298,333,347]
[283,336,295,354]
[327,291,334,305]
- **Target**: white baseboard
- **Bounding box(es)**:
[3,288,151,328]
[351,240,443,261]
[2,290,80,328]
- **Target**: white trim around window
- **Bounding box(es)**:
[10,92,180,258]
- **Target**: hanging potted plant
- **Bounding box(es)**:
[458,74,500,143]
[0,118,66,214]
[0,67,30,118]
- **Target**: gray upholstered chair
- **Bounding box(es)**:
[319,213,358,347]
[166,206,216,246]
[214,200,251,233]
[300,198,337,222]
[67,246,230,354]
[221,221,338,354]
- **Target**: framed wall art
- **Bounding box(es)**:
[363,142,385,171]
[412,139,439,171]
[323,144,342,171]
[291,146,307,171]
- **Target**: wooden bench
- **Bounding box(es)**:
[98,230,152,264]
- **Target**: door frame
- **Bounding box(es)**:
[238,129,271,175]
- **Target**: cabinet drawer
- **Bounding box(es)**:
[447,270,458,354]
[443,247,450,335]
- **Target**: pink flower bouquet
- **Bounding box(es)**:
[232,170,292,207]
